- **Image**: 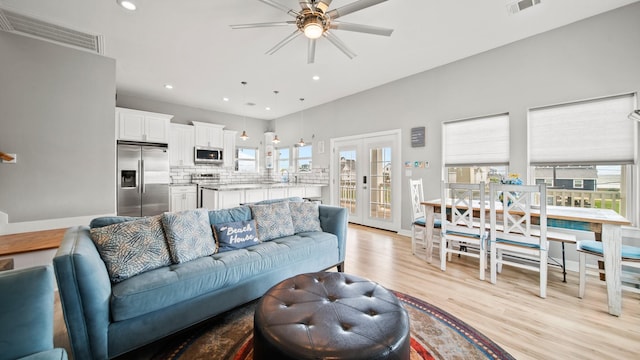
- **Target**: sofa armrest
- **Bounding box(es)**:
[0,265,57,360]
[318,205,348,265]
[53,226,111,360]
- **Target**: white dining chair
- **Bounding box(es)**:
[577,227,640,301]
[440,181,487,280]
[489,182,549,298]
[409,178,440,262]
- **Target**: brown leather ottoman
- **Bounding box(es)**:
[253,272,410,360]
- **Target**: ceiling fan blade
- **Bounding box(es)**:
[330,21,393,36]
[266,29,303,55]
[299,1,313,10]
[230,21,295,29]
[259,0,300,17]
[323,31,357,59]
[326,0,388,20]
[316,0,333,13]
[307,38,316,64]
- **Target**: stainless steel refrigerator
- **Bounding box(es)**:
[117,142,170,217]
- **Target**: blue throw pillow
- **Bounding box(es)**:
[208,206,252,225]
[213,220,260,252]
[250,202,295,241]
[90,215,172,283]
[289,202,322,233]
[162,208,217,263]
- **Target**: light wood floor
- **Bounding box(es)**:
[53,224,640,359]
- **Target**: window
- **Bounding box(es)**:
[529,93,636,217]
[277,147,290,172]
[236,147,258,172]
[443,113,510,184]
[296,144,312,172]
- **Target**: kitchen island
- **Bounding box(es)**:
[199,182,327,209]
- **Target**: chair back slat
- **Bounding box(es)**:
[442,182,486,237]
[410,179,425,222]
[489,183,547,248]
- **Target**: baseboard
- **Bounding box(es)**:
[0,213,115,235]
[397,229,412,237]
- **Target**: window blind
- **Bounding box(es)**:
[443,114,510,167]
[529,94,636,165]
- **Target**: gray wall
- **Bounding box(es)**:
[0,31,116,223]
[276,2,640,232]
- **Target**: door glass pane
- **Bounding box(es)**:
[339,150,357,215]
[369,147,392,220]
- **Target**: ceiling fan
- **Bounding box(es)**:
[230,0,393,64]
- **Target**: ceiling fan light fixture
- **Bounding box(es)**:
[302,16,325,39]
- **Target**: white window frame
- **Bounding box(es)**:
[296,144,313,173]
[235,147,259,173]
[528,93,638,223]
[276,146,290,173]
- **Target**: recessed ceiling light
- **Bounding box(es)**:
[222,97,229,102]
[164,84,173,90]
[312,75,320,81]
[117,0,137,11]
[266,107,271,111]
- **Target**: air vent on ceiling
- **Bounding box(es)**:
[507,0,541,15]
[0,7,104,54]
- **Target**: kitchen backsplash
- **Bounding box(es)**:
[170,165,329,185]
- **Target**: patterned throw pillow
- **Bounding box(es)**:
[250,202,295,241]
[162,208,217,263]
[289,202,323,233]
[213,220,260,252]
[90,215,172,283]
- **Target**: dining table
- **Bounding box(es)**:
[422,198,631,316]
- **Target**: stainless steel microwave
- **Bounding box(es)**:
[194,146,223,164]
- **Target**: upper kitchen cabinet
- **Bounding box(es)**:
[223,130,237,168]
[169,123,195,166]
[116,107,173,144]
[192,121,224,148]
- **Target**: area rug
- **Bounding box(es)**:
[149,291,514,360]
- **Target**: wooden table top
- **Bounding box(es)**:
[422,199,631,226]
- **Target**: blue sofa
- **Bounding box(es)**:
[0,265,68,360]
[53,203,347,360]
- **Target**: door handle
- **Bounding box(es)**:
[141,160,145,194]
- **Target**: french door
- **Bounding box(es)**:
[331,130,401,231]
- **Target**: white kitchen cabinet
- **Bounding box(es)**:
[169,123,195,166]
[305,186,322,198]
[170,185,197,212]
[245,188,267,203]
[218,190,244,209]
[288,186,305,198]
[223,130,237,168]
[193,121,224,148]
[116,107,172,143]
[268,187,288,200]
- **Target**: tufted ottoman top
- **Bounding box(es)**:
[253,272,410,360]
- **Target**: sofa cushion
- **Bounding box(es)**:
[289,202,322,233]
[213,220,260,252]
[109,231,340,321]
[89,216,138,229]
[250,202,295,241]
[208,206,252,225]
[162,208,217,264]
[89,215,172,283]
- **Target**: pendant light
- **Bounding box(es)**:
[272,90,280,144]
[240,81,249,141]
[298,97,305,147]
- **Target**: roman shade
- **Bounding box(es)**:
[529,93,636,165]
[443,114,510,167]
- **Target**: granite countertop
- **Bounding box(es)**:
[199,182,328,191]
